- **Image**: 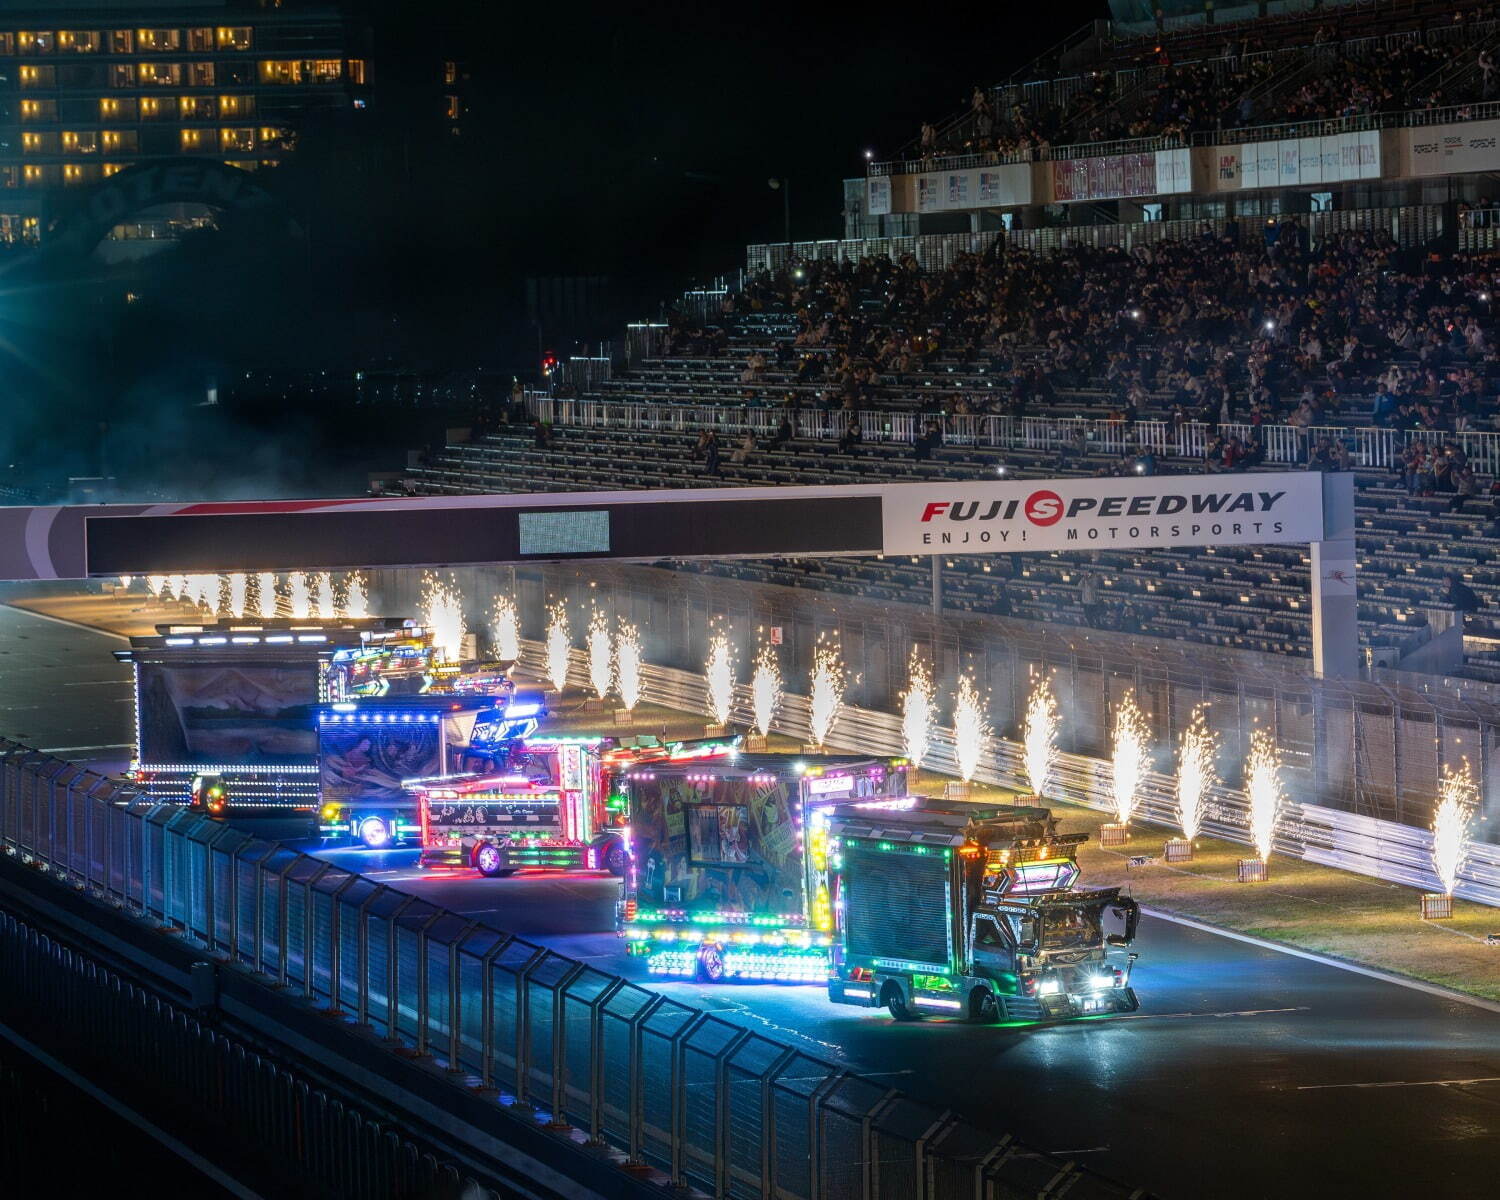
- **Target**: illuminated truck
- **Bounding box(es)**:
[315,694,544,847]
[321,625,515,701]
[825,802,1139,1023]
[411,735,627,876]
[619,745,909,982]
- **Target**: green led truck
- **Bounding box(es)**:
[826,802,1139,1023]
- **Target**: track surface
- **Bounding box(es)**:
[3,601,1498,1198]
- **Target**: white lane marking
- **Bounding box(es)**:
[1113,1006,1309,1021]
[0,604,130,641]
[1142,908,1500,1017]
[37,743,131,754]
[61,679,131,687]
[1298,1076,1500,1092]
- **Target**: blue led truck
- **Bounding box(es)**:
[825,802,1140,1023]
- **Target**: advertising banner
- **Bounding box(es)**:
[912,163,1030,212]
[1405,119,1500,178]
[1232,130,1380,190]
[137,662,317,765]
[879,472,1326,555]
[1050,147,1192,203]
[867,175,891,216]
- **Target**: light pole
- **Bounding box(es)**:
[768,177,791,245]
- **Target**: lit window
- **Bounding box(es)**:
[443,61,458,85]
[219,94,255,117]
[180,96,215,119]
[21,133,41,152]
[188,28,213,53]
[226,159,257,172]
[258,126,286,146]
[259,60,302,84]
[62,131,100,154]
[138,61,183,86]
[18,32,55,56]
[23,166,44,185]
[190,62,215,87]
[63,164,85,185]
[110,30,134,54]
[137,29,181,53]
[102,162,129,177]
[344,59,366,85]
[217,27,253,51]
[0,34,13,56]
[20,65,57,88]
[21,99,57,121]
[445,95,461,120]
[101,131,135,153]
[140,97,162,119]
[313,59,344,83]
[58,30,100,54]
[180,128,208,151]
[220,127,255,152]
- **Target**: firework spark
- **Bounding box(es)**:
[750,642,783,738]
[545,604,571,690]
[615,621,643,712]
[119,575,134,590]
[420,575,466,663]
[490,596,520,661]
[286,572,312,619]
[1245,727,1282,862]
[341,572,370,619]
[1022,672,1059,799]
[147,574,168,598]
[187,574,218,615]
[952,671,989,783]
[1432,760,1476,896]
[808,635,846,748]
[256,572,279,618]
[1176,705,1218,842]
[314,571,335,618]
[170,574,189,602]
[226,572,248,618]
[1111,690,1150,826]
[587,609,614,699]
[705,630,736,727]
[901,649,934,770]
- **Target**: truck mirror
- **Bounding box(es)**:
[1105,934,1130,947]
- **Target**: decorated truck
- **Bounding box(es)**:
[619,744,910,982]
[411,734,629,876]
[825,801,1139,1023]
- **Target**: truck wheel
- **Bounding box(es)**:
[475,844,513,878]
[971,990,1000,1024]
[603,840,627,877]
[883,983,919,1021]
[697,944,726,983]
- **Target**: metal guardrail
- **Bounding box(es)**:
[525,397,1500,476]
[0,737,1155,1200]
[523,646,1500,908]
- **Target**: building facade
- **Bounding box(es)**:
[0,2,371,245]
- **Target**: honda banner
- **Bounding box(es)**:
[879,472,1326,555]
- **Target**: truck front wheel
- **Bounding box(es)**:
[883,982,919,1021]
[970,989,1000,1024]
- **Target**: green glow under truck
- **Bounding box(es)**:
[826,802,1140,1023]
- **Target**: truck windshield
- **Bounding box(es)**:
[1040,905,1102,950]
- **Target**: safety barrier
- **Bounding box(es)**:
[526,395,1500,474]
[520,645,1500,909]
[0,738,1155,1200]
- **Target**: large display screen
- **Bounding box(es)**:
[518,510,610,556]
[137,661,317,765]
[319,722,441,802]
[843,845,950,969]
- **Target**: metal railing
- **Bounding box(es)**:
[0,738,1153,1200]
[524,396,1500,476]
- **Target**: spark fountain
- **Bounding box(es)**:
[170,574,189,603]
[1245,728,1282,867]
[951,671,989,792]
[420,576,465,664]
[188,574,219,615]
[1022,672,1058,801]
[749,642,783,747]
[147,574,168,599]
[341,572,370,619]
[900,649,934,771]
[256,572,278,618]
[314,571,336,618]
[544,604,571,691]
[1171,705,1217,861]
[615,621,643,716]
[704,630,736,730]
[490,596,520,662]
[119,575,133,590]
[807,636,846,750]
[1425,761,1475,918]
[287,572,312,619]
[1103,690,1150,845]
[587,609,614,701]
[226,572,248,619]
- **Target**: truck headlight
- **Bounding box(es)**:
[1090,973,1113,991]
[1038,977,1062,996]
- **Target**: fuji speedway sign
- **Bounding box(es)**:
[880,473,1325,555]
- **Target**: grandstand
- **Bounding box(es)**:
[399,1,1500,684]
